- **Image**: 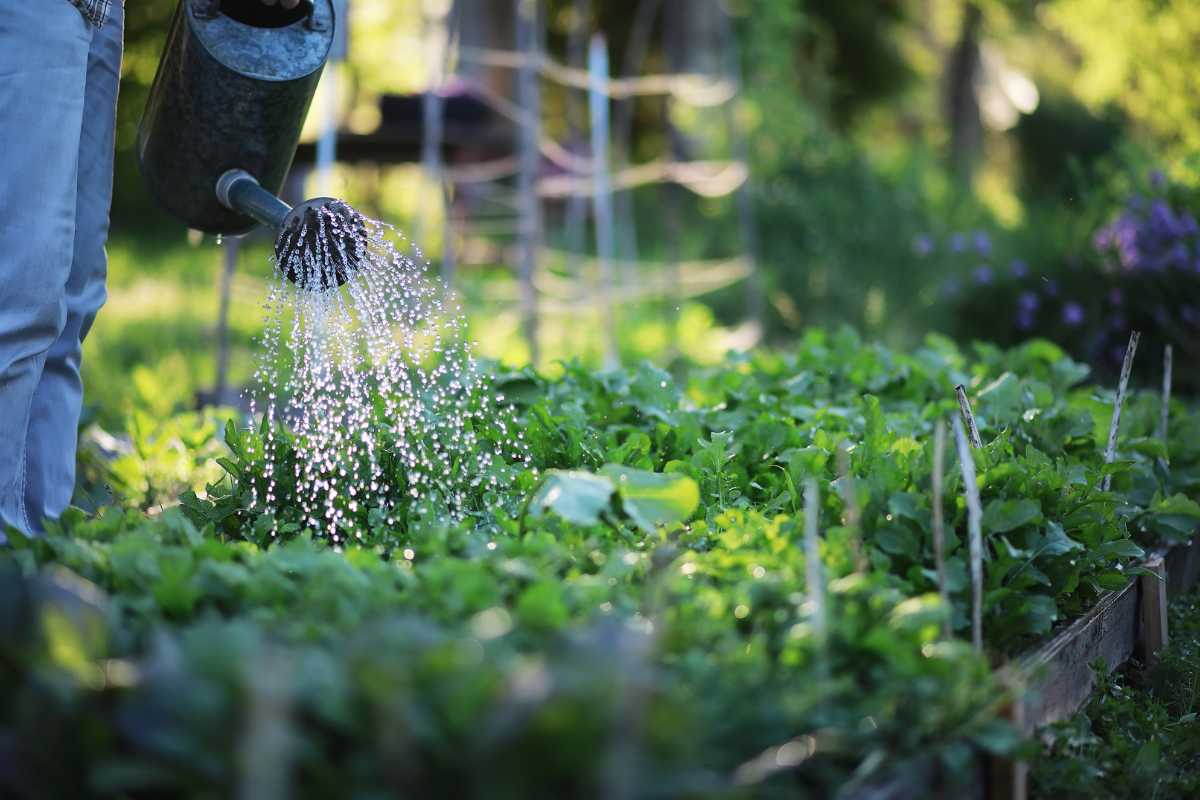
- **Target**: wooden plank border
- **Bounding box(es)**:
[1164,536,1200,600]
[987,533,1200,799]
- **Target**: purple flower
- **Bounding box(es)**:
[1016,291,1038,330]
[1094,187,1200,275]
[1181,305,1199,326]
[1108,287,1123,306]
[1062,302,1084,327]
[1169,241,1191,269]
[973,265,994,284]
[912,234,934,257]
[1043,278,1059,297]
[1150,170,1166,190]
[973,231,992,257]
[950,233,968,254]
[1009,259,1029,279]
[1183,213,1199,236]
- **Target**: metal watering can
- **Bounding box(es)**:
[138,0,357,287]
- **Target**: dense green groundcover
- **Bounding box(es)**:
[1031,591,1200,799]
[4,329,1200,798]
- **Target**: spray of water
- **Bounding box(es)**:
[249,200,532,541]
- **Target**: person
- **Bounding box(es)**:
[0,0,300,536]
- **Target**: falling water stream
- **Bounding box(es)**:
[248,200,531,540]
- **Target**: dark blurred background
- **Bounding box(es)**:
[92,0,1200,437]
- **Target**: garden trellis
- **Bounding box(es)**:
[425,0,763,364]
[205,0,762,392]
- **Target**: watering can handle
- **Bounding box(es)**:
[191,0,319,28]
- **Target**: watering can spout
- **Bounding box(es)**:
[216,169,363,290]
[215,170,292,230]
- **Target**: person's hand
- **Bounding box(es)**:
[260,0,301,8]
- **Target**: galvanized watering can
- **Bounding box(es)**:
[138,0,341,246]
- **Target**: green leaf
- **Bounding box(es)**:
[1041,522,1083,557]
[1100,539,1144,560]
[529,471,615,527]
[875,523,919,559]
[215,457,242,479]
[1131,740,1160,776]
[224,419,242,459]
[515,581,569,630]
[600,464,700,533]
[1091,571,1131,592]
[982,499,1043,534]
[1022,594,1058,636]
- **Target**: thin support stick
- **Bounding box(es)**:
[836,443,867,572]
[803,478,827,650]
[932,419,951,639]
[589,33,619,367]
[955,384,983,448]
[1158,344,1173,471]
[1102,330,1141,492]
[954,416,984,652]
[516,0,543,365]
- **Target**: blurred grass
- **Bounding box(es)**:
[84,231,275,427]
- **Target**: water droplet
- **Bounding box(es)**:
[249,200,531,539]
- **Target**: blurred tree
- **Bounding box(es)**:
[1040,0,1200,165]
[803,1,914,128]
[1013,93,1126,202]
[943,2,982,178]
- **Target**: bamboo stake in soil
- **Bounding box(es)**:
[932,420,951,639]
[1102,331,1141,492]
[1139,554,1169,666]
[1158,344,1173,471]
[954,416,984,651]
[955,384,983,448]
[803,478,827,649]
[836,443,868,572]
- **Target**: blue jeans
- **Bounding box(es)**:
[0,1,123,533]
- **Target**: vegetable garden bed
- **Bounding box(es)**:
[3,330,1200,799]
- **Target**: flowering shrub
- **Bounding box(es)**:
[1093,173,1200,273]
[949,174,1200,390]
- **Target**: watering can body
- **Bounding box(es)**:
[138,0,335,235]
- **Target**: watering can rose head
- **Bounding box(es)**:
[274,198,368,291]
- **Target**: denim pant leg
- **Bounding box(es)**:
[0,3,93,533]
[24,3,124,529]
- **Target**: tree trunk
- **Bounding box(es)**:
[945,2,983,179]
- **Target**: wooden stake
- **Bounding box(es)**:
[803,478,827,649]
[1158,344,1173,471]
[953,416,984,651]
[932,420,951,638]
[955,384,983,448]
[516,0,544,365]
[1102,331,1141,492]
[836,443,868,572]
[1140,553,1169,665]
